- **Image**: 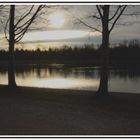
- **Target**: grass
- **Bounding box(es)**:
[0,85,140,135]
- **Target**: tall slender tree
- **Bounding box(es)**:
[5,5,45,87]
[76,5,127,95]
[8,5,16,87]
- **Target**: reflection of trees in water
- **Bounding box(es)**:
[109,68,140,82]
[0,65,99,79]
[0,66,140,81]
[0,66,7,75]
[15,66,50,79]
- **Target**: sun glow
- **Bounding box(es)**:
[49,12,65,28]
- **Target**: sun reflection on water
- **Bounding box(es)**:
[15,76,99,90]
[35,78,99,89]
[0,67,100,90]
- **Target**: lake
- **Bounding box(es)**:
[0,65,140,93]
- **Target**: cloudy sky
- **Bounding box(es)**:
[1,5,140,50]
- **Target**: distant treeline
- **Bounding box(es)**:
[0,39,140,67]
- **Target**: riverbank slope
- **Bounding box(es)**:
[0,86,140,135]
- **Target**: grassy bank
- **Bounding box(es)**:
[0,85,140,135]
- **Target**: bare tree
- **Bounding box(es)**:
[5,5,45,87]
[76,5,127,95]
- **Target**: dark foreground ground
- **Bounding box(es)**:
[0,86,140,135]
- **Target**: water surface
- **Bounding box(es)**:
[0,66,140,93]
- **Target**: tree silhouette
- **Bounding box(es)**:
[5,5,45,87]
[76,5,127,95]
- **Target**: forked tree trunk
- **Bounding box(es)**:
[97,6,110,95]
[8,5,17,87]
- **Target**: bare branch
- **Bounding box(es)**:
[14,6,34,28]
[96,5,103,19]
[109,5,127,33]
[15,5,45,42]
[87,13,101,20]
[109,6,122,21]
[75,17,102,33]
[15,17,32,33]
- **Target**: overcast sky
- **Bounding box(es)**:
[1,5,140,50]
[25,5,140,43]
[57,5,140,43]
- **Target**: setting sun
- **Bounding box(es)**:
[49,12,65,28]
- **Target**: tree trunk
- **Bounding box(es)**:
[97,42,109,95]
[97,6,110,95]
[8,5,17,87]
